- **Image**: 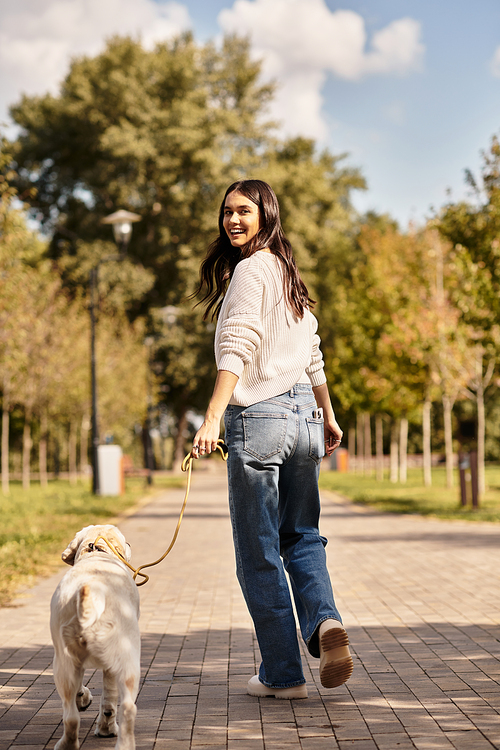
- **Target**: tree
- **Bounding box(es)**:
[323,217,475,487]
[0,139,42,493]
[437,134,500,495]
[326,219,428,481]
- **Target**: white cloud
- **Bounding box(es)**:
[490,45,500,77]
[218,0,424,140]
[0,0,191,126]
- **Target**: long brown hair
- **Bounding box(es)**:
[195,179,314,320]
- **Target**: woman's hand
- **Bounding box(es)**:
[192,416,221,459]
[311,382,343,457]
[324,418,343,457]
[191,370,239,459]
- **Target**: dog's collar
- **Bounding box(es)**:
[87,542,107,553]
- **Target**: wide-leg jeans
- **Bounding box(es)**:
[224,384,343,689]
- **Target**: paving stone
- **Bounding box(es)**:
[301,739,339,749]
[337,740,378,749]
[368,733,414,749]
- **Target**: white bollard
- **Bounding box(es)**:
[97,445,124,495]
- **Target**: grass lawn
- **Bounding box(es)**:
[0,474,184,607]
[319,465,500,523]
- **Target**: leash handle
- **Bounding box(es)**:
[182,439,228,471]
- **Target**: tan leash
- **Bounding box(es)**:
[91,440,228,586]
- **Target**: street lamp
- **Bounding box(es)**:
[89,209,141,494]
[101,209,141,255]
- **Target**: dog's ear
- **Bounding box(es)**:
[61,526,92,565]
[62,535,81,565]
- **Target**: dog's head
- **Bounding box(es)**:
[62,525,132,566]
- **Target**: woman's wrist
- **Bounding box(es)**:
[204,409,223,425]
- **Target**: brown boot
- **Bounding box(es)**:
[319,619,353,688]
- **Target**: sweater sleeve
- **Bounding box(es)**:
[305,312,327,387]
[216,258,264,377]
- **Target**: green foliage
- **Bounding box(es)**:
[57,239,156,319]
[323,219,429,417]
[0,208,149,442]
[0,203,152,481]
[435,136,500,492]
[95,314,151,445]
[438,134,500,332]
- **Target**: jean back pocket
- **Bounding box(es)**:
[306,418,325,463]
[242,412,288,461]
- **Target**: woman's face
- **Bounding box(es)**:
[223,190,261,247]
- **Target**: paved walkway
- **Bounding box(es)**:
[1,465,500,750]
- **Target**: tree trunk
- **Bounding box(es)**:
[477,384,486,497]
[399,417,408,483]
[422,399,432,487]
[442,394,454,489]
[364,413,372,476]
[375,414,384,481]
[348,426,356,472]
[173,407,189,474]
[1,380,10,496]
[68,420,78,485]
[469,346,494,500]
[23,408,32,491]
[390,420,399,483]
[356,412,364,475]
[53,432,60,479]
[80,415,90,478]
[39,409,48,488]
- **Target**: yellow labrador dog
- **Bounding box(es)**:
[50,524,140,750]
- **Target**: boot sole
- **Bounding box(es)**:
[319,627,353,688]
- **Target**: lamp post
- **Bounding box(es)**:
[89,209,141,494]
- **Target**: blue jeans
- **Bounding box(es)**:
[224,384,343,689]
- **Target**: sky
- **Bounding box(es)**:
[1,0,500,228]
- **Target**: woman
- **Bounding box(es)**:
[192,179,352,698]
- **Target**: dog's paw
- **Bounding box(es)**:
[76,686,92,711]
[96,704,119,737]
[95,724,118,738]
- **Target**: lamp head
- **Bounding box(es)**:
[101,209,141,251]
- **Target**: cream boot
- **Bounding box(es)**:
[247,675,308,699]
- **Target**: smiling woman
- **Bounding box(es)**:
[223,191,262,247]
[191,178,352,699]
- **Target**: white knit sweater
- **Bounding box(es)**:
[215,251,327,407]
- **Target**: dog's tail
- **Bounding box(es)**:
[77,583,106,629]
